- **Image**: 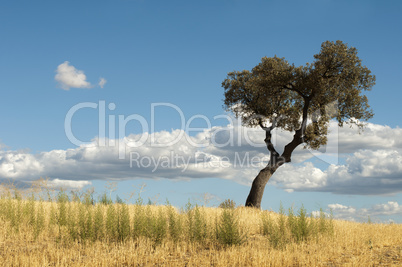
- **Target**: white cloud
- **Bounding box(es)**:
[98,77,107,88]
[0,120,401,195]
[328,203,356,213]
[48,178,92,190]
[324,201,402,222]
[55,61,92,90]
[336,122,402,153]
[271,149,402,195]
[371,201,402,216]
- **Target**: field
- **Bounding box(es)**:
[0,185,401,266]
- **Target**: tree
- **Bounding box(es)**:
[222,41,375,208]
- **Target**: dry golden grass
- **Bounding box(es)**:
[0,199,401,266]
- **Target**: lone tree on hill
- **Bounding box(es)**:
[222,40,375,208]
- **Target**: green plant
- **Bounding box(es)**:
[132,204,147,239]
[13,198,23,232]
[219,199,236,209]
[261,211,285,249]
[67,203,78,241]
[99,191,113,205]
[93,204,104,241]
[118,204,131,241]
[78,203,87,240]
[295,205,310,242]
[287,206,297,240]
[82,188,95,206]
[277,203,288,243]
[34,200,45,240]
[149,208,167,244]
[116,195,125,204]
[187,205,208,242]
[261,204,335,249]
[106,204,117,240]
[57,191,69,226]
[24,193,37,227]
[216,208,246,246]
[49,203,57,226]
[167,205,183,243]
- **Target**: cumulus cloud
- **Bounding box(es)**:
[370,201,402,216]
[98,77,107,88]
[0,120,401,195]
[323,201,402,222]
[48,178,92,190]
[55,61,92,90]
[271,149,402,195]
[336,122,402,153]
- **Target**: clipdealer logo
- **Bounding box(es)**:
[64,101,339,169]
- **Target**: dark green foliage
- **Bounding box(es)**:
[149,208,167,244]
[26,194,36,227]
[261,212,286,249]
[286,205,310,242]
[49,203,57,226]
[118,204,131,241]
[132,205,167,244]
[167,206,183,243]
[85,205,94,241]
[132,205,148,239]
[223,41,375,208]
[219,199,236,209]
[295,205,310,242]
[67,203,78,241]
[223,40,375,149]
[34,201,45,240]
[93,204,104,241]
[105,204,117,240]
[187,206,208,242]
[57,191,69,226]
[0,186,336,248]
[318,208,331,234]
[78,203,87,240]
[75,203,95,242]
[99,192,113,205]
[261,204,334,249]
[216,209,246,246]
[116,195,125,204]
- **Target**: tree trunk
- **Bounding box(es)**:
[245,166,277,208]
[244,106,306,209]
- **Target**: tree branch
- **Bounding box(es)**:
[284,83,306,99]
[259,119,281,166]
[281,96,311,163]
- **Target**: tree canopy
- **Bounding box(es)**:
[223,40,375,151]
[222,40,376,208]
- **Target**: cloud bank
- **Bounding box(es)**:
[323,201,402,222]
[0,121,401,196]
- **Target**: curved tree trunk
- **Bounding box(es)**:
[245,166,277,208]
[244,96,310,209]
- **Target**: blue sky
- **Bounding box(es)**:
[1,0,402,223]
